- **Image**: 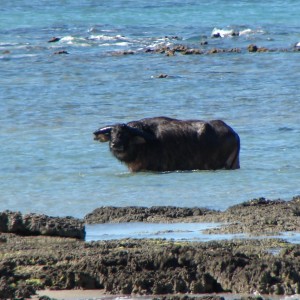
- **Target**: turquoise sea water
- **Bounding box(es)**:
[0,0,299,218]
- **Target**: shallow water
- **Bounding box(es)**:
[35,290,300,300]
[85,222,226,242]
[85,222,300,245]
[0,0,300,219]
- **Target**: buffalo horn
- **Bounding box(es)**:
[93,126,112,142]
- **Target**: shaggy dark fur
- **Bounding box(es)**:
[94,116,240,172]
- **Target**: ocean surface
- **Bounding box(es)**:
[1,0,299,219]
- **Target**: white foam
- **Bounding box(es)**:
[60,36,74,42]
[89,34,127,41]
[239,28,265,36]
[147,41,172,50]
[212,27,265,37]
[211,27,235,38]
[0,43,30,50]
[5,54,38,59]
[99,42,130,47]
[59,36,89,46]
[90,34,114,41]
[88,27,116,33]
[0,42,19,47]
[114,42,129,46]
[238,28,253,35]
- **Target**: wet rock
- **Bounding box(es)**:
[182,49,202,55]
[155,46,171,54]
[248,44,269,53]
[206,197,300,235]
[84,206,215,224]
[207,48,226,54]
[229,197,285,209]
[212,32,221,38]
[156,74,169,78]
[173,45,188,53]
[48,37,60,43]
[145,48,155,53]
[228,48,241,53]
[112,50,135,55]
[257,47,269,52]
[240,297,264,300]
[166,49,175,56]
[0,211,85,239]
[142,43,296,57]
[54,50,69,54]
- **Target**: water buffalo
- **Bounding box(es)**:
[93,116,240,172]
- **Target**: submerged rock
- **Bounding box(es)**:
[156,74,169,78]
[54,50,69,54]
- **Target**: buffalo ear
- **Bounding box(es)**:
[93,126,112,142]
[126,126,154,143]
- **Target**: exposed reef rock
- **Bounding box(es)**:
[85,206,215,224]
[1,196,300,298]
[85,196,300,236]
[1,236,300,298]
[110,43,299,57]
[0,210,85,239]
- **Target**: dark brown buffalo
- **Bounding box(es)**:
[94,116,240,172]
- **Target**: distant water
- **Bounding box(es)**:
[0,0,299,219]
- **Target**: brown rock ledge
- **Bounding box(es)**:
[0,210,85,239]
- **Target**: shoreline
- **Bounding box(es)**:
[34,290,300,300]
[0,196,300,299]
[84,196,300,236]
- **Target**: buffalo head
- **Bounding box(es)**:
[94,124,152,162]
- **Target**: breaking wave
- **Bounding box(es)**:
[211,27,265,38]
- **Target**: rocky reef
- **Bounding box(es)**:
[0,210,85,239]
[0,196,300,299]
